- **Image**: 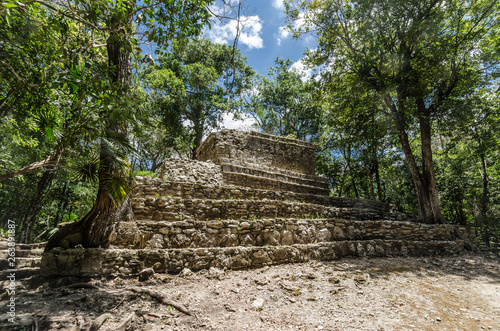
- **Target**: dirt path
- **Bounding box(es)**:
[1,252,499,330]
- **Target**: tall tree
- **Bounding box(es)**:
[12,0,216,249]
[248,58,322,141]
[286,0,500,223]
[144,37,254,158]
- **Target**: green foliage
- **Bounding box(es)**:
[133,170,157,178]
[0,0,215,243]
[248,58,322,141]
[286,0,500,225]
[142,37,255,157]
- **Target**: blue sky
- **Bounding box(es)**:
[200,0,317,130]
[202,0,317,77]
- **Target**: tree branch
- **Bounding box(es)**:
[0,146,65,181]
[0,59,40,87]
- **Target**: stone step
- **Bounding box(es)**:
[0,241,46,250]
[220,158,329,184]
[42,239,465,277]
[221,158,329,189]
[0,257,42,269]
[0,248,44,259]
[132,177,398,212]
[0,268,39,280]
[132,197,408,223]
[222,171,330,196]
[112,218,472,249]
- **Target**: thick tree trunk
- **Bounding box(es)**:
[46,8,134,251]
[54,182,69,226]
[191,107,205,159]
[384,94,444,224]
[480,152,489,217]
[358,140,375,200]
[77,24,133,247]
[343,144,359,199]
[417,99,444,223]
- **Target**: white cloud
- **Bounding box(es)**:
[272,0,284,9]
[204,15,264,49]
[294,12,307,30]
[276,11,307,46]
[219,113,257,131]
[276,27,290,46]
[277,12,317,48]
[290,59,313,81]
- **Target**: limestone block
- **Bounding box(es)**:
[219,231,238,247]
[281,230,294,245]
[230,253,251,269]
[317,228,332,242]
[212,252,231,270]
[256,230,280,246]
[207,221,224,229]
[171,233,191,248]
[239,234,255,246]
[145,234,164,249]
[191,232,216,248]
[251,250,271,266]
[333,226,344,239]
[271,247,290,262]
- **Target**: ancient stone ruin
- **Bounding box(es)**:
[40,129,475,277]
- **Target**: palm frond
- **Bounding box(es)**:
[102,172,131,205]
[71,154,100,183]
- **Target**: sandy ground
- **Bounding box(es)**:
[1,252,499,331]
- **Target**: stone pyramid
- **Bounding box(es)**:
[40,129,475,277]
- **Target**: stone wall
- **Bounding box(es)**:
[132,197,409,223]
[41,239,465,277]
[221,172,329,196]
[195,129,317,175]
[158,158,223,186]
[132,177,399,213]
[113,218,474,250]
[220,158,328,184]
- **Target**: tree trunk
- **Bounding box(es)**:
[373,148,383,201]
[384,94,444,224]
[191,106,205,159]
[19,171,54,243]
[46,6,134,251]
[77,20,133,247]
[342,144,359,199]
[417,99,444,224]
[358,139,375,200]
[54,182,69,226]
[480,152,490,246]
[480,152,489,217]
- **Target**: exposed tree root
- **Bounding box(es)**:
[89,313,112,331]
[128,287,193,316]
[54,281,195,331]
[111,312,136,331]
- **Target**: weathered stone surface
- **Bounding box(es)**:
[110,222,145,248]
[38,129,477,277]
[196,129,317,175]
[40,239,466,277]
[109,218,475,250]
[131,177,402,215]
[132,196,408,223]
[158,158,223,186]
[139,268,155,281]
